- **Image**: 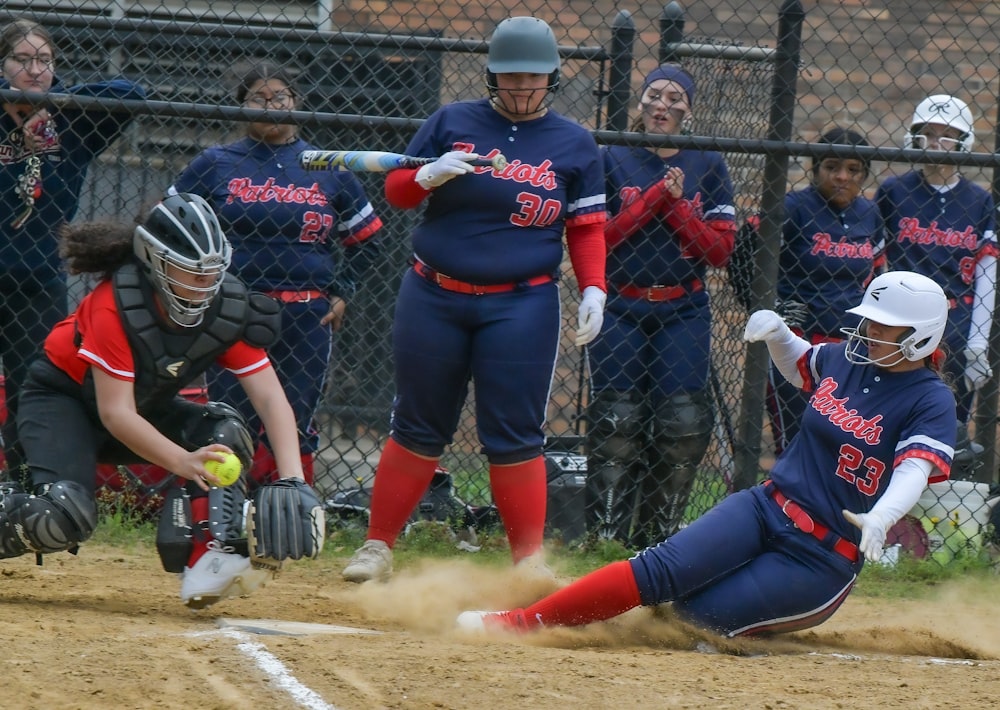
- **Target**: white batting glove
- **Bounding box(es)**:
[963,346,992,391]
[415,151,480,189]
[574,286,606,346]
[842,509,889,562]
[742,309,792,343]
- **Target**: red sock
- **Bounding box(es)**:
[366,438,438,547]
[250,442,277,486]
[515,560,642,629]
[489,456,547,563]
[300,452,315,487]
[187,496,211,567]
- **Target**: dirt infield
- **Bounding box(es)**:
[2,541,999,710]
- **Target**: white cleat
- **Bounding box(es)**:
[180,540,271,610]
[456,610,491,632]
[342,539,393,583]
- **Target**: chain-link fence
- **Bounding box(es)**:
[1,0,998,565]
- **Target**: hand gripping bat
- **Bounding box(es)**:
[298,150,508,172]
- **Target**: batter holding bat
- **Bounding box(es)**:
[170,62,384,488]
[342,15,607,583]
[459,271,955,638]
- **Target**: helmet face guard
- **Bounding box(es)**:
[903,94,974,152]
[134,193,232,327]
[485,17,560,116]
[840,271,948,367]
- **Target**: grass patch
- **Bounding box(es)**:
[851,550,995,599]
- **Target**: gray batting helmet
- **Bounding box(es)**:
[485,17,560,96]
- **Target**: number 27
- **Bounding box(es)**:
[834,443,885,496]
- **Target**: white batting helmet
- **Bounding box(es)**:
[841,271,948,366]
[904,94,975,152]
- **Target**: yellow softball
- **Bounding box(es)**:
[204,452,242,487]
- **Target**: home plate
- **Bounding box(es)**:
[217,618,383,637]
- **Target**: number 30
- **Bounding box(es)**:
[510,192,561,228]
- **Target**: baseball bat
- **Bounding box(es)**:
[298,150,508,172]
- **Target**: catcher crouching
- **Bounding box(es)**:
[0,193,324,609]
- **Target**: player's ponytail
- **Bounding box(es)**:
[58,219,134,279]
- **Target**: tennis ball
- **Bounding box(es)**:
[204,452,242,487]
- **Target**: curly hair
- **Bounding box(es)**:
[58,220,134,279]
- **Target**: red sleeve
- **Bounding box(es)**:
[566,218,607,293]
[385,168,430,209]
[661,197,737,268]
[219,341,272,377]
[605,180,671,252]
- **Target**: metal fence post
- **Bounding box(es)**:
[606,10,635,131]
[659,2,685,64]
[732,0,805,491]
[974,76,1000,485]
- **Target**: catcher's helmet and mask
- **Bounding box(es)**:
[841,271,948,367]
[904,94,975,153]
[485,16,560,116]
[134,192,232,328]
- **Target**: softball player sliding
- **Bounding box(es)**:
[342,16,607,583]
[586,64,736,548]
[459,271,955,638]
[170,62,383,487]
[878,94,998,427]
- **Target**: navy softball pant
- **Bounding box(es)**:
[389,269,561,464]
[629,484,861,637]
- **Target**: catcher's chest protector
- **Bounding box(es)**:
[114,265,250,406]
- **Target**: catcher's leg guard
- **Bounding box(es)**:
[640,391,714,544]
[0,481,98,558]
[584,390,649,543]
[156,485,192,572]
[207,478,249,556]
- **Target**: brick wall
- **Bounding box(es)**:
[329,0,999,155]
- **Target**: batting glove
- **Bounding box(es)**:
[742,309,791,343]
[415,150,480,189]
[963,346,992,391]
[843,509,890,562]
[574,286,606,346]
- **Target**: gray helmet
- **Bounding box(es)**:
[134,192,232,328]
[485,17,560,101]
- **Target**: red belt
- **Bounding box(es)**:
[613,279,703,302]
[265,290,325,303]
[947,294,973,310]
[413,262,554,295]
[764,481,859,563]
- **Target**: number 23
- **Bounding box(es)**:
[834,443,886,496]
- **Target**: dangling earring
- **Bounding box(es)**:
[680,114,694,136]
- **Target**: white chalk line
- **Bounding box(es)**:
[808,651,983,666]
[187,625,341,710]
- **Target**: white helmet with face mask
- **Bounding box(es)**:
[904,94,975,152]
[841,271,948,367]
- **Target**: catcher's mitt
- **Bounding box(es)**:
[247,478,325,572]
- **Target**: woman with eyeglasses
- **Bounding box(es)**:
[170,61,384,488]
[0,17,145,483]
[586,64,736,548]
[877,94,998,433]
